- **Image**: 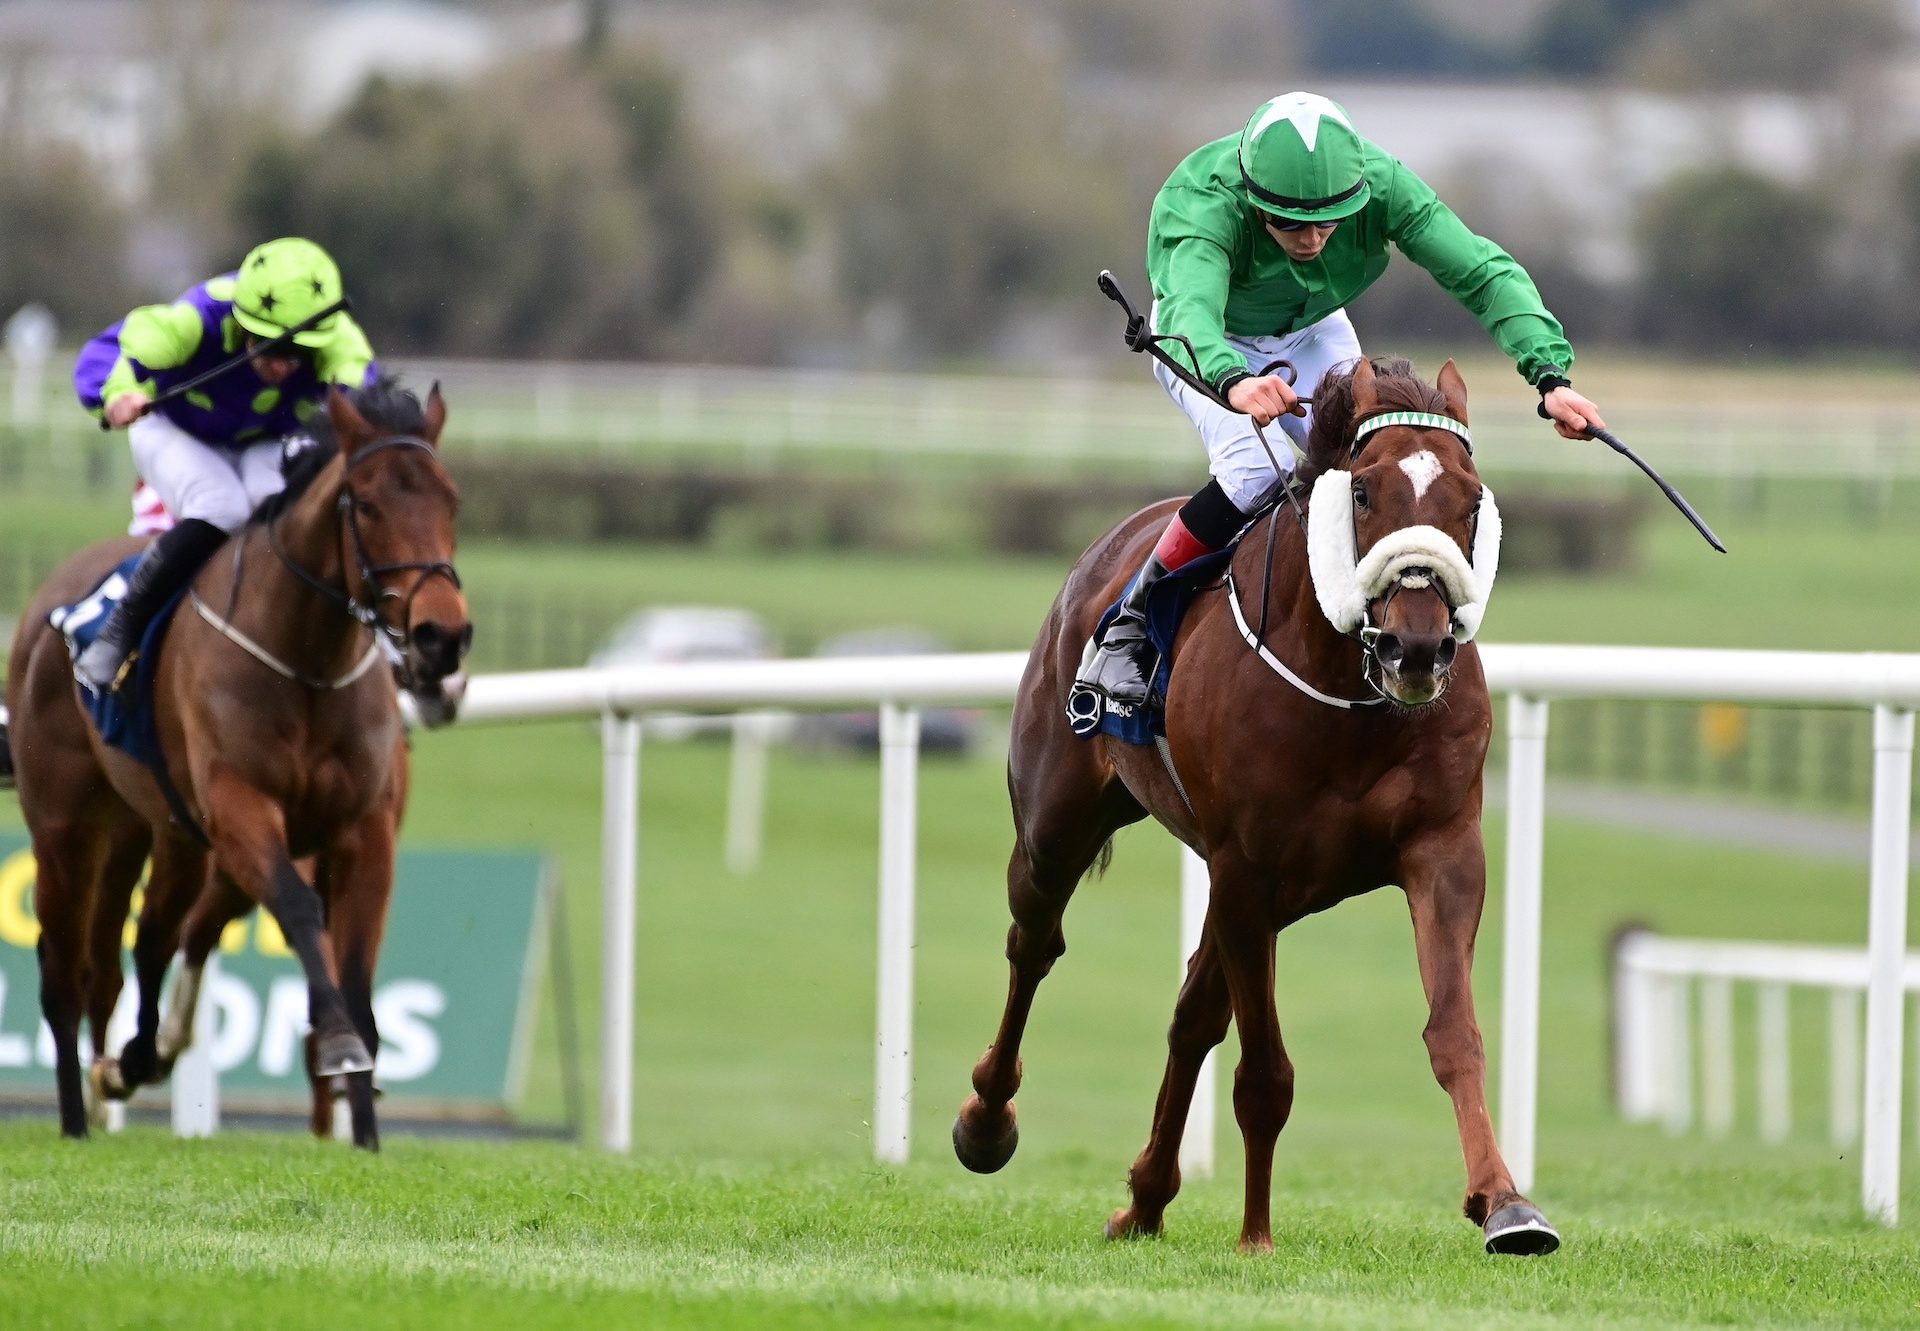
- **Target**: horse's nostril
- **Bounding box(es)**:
[1436,637,1458,670]
[1375,632,1403,669]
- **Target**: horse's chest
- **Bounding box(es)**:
[285,738,392,830]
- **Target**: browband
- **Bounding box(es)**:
[1351,411,1472,451]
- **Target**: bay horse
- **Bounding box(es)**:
[5,380,468,1149]
[952,356,1559,1255]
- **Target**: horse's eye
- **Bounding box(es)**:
[1351,483,1369,512]
[358,501,381,522]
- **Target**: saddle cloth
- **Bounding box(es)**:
[1084,545,1237,746]
[49,553,189,772]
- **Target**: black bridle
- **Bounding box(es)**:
[268,435,463,668]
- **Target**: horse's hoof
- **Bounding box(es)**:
[90,1057,132,1103]
[1483,1202,1561,1256]
[951,1098,1019,1174]
[1105,1207,1161,1241]
[314,1031,374,1078]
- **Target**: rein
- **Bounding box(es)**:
[203,433,461,688]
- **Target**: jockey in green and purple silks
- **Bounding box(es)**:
[69,236,379,692]
[1072,91,1608,718]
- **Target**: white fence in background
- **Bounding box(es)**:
[8,356,1920,483]
[1612,931,1920,1150]
[428,645,1919,1221]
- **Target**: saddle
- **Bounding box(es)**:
[1072,545,1238,746]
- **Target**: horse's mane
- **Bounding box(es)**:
[250,377,428,525]
[1296,356,1450,485]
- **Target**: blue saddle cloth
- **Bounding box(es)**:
[1088,545,1237,745]
[50,553,189,774]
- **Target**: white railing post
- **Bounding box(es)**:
[171,953,219,1139]
[1177,847,1216,1180]
[873,703,920,1164]
[1757,982,1791,1145]
[725,711,773,875]
[1862,705,1913,1223]
[1832,987,1862,1150]
[600,711,641,1153]
[1662,976,1694,1135]
[1616,939,1660,1122]
[1701,976,1735,1138]
[1499,693,1550,1193]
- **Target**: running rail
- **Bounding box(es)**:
[439,644,1918,1223]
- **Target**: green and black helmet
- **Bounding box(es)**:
[231,237,346,348]
[1237,92,1371,224]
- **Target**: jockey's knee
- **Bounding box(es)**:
[178,492,253,533]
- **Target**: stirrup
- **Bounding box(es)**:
[1066,683,1103,737]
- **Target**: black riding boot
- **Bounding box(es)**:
[1071,553,1171,720]
[72,518,227,692]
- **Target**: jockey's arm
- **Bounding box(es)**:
[313,311,379,390]
[84,300,205,429]
[1383,161,1602,436]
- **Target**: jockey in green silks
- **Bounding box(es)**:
[1073,91,1607,716]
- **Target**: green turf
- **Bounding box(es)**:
[1,1127,1916,1331]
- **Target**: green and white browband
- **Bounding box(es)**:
[1352,411,1472,449]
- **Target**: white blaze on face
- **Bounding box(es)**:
[1400,449,1445,502]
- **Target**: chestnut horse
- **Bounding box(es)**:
[953,357,1559,1255]
[5,381,468,1149]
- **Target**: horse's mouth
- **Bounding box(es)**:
[1381,669,1449,707]
[406,669,468,729]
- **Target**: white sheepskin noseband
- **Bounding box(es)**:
[1307,469,1503,643]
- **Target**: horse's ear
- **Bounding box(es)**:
[327,386,375,452]
[1350,356,1378,417]
[1436,358,1470,426]
[423,381,447,447]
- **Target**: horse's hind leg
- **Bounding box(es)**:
[81,823,153,1116]
[953,731,1143,1174]
[31,822,106,1139]
[1106,922,1231,1240]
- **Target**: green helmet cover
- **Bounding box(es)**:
[232,237,346,347]
[1237,92,1370,223]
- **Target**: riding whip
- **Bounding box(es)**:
[99,297,352,430]
[1585,423,1727,554]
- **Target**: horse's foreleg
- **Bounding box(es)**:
[109,837,206,1092]
[317,812,397,1153]
[1402,831,1559,1255]
[1107,924,1230,1241]
[204,773,370,1079]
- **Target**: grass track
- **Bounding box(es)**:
[4,1128,1919,1331]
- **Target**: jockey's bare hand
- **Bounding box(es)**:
[1542,385,1605,441]
[104,391,152,430]
[1227,374,1304,426]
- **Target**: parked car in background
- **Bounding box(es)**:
[800,627,981,755]
[588,607,781,740]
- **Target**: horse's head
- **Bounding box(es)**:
[327,383,473,726]
[1302,357,1502,707]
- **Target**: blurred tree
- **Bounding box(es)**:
[1304,0,1521,75]
[826,4,1134,358]
[1633,168,1834,349]
[1625,0,1902,91]
[1527,0,1671,75]
[232,51,723,358]
[0,147,130,333]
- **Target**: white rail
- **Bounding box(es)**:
[1613,931,1920,1152]
[449,644,1916,1221]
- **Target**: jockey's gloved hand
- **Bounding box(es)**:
[1535,373,1605,442]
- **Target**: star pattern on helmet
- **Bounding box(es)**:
[259,291,278,313]
[309,275,326,297]
[1247,92,1352,155]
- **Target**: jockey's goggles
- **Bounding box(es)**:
[1258,210,1342,233]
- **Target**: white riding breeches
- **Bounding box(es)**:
[128,414,287,533]
[1150,306,1363,514]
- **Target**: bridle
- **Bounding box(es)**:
[1232,408,1480,707]
[266,434,463,681]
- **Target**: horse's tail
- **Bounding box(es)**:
[1090,836,1115,879]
